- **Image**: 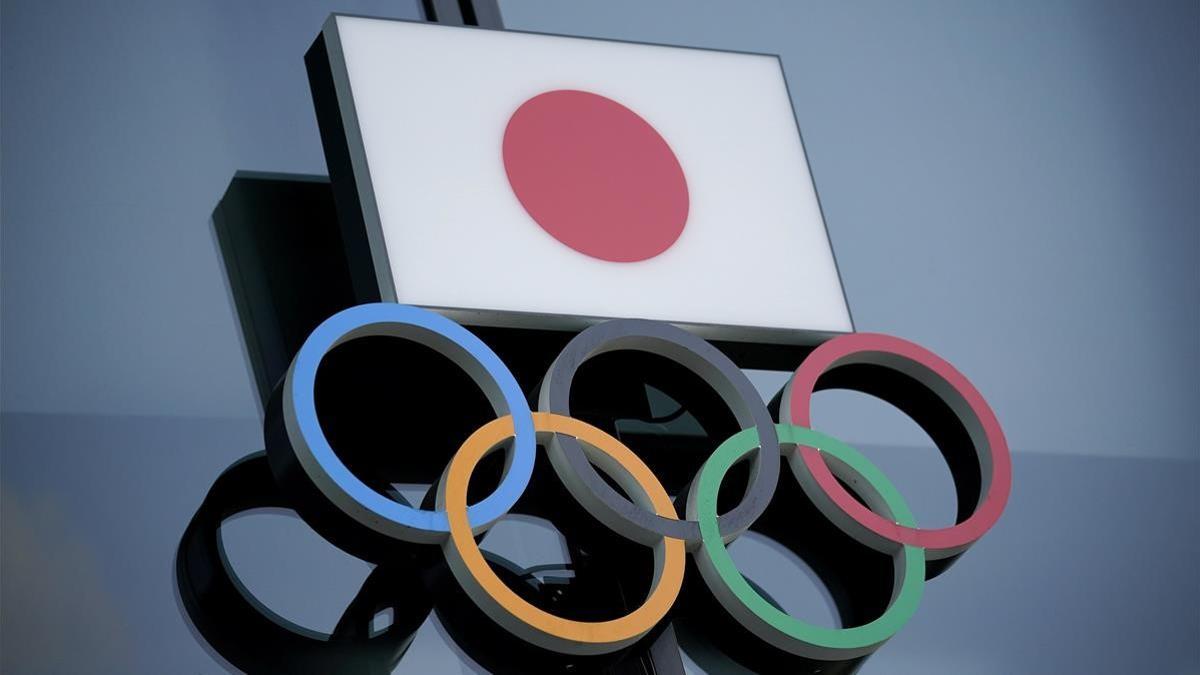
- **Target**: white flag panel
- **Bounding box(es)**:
[322,15,853,343]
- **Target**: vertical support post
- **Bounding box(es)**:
[421,0,504,28]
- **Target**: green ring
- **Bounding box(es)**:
[690,424,925,660]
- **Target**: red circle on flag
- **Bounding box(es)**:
[502,90,689,263]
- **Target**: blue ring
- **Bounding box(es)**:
[286,303,535,537]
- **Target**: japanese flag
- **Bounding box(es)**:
[313,15,852,344]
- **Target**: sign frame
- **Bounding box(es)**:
[306,13,856,350]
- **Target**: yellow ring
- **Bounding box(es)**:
[437,412,686,655]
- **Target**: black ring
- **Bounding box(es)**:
[538,319,779,545]
[175,451,432,674]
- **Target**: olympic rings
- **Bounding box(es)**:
[781,333,1012,560]
[214,303,1012,668]
[438,412,686,655]
[539,318,779,547]
[274,303,537,544]
[688,425,924,660]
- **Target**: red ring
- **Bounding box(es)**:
[784,333,1012,555]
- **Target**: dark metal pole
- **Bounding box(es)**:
[421,0,504,28]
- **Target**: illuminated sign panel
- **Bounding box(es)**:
[313,15,852,344]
